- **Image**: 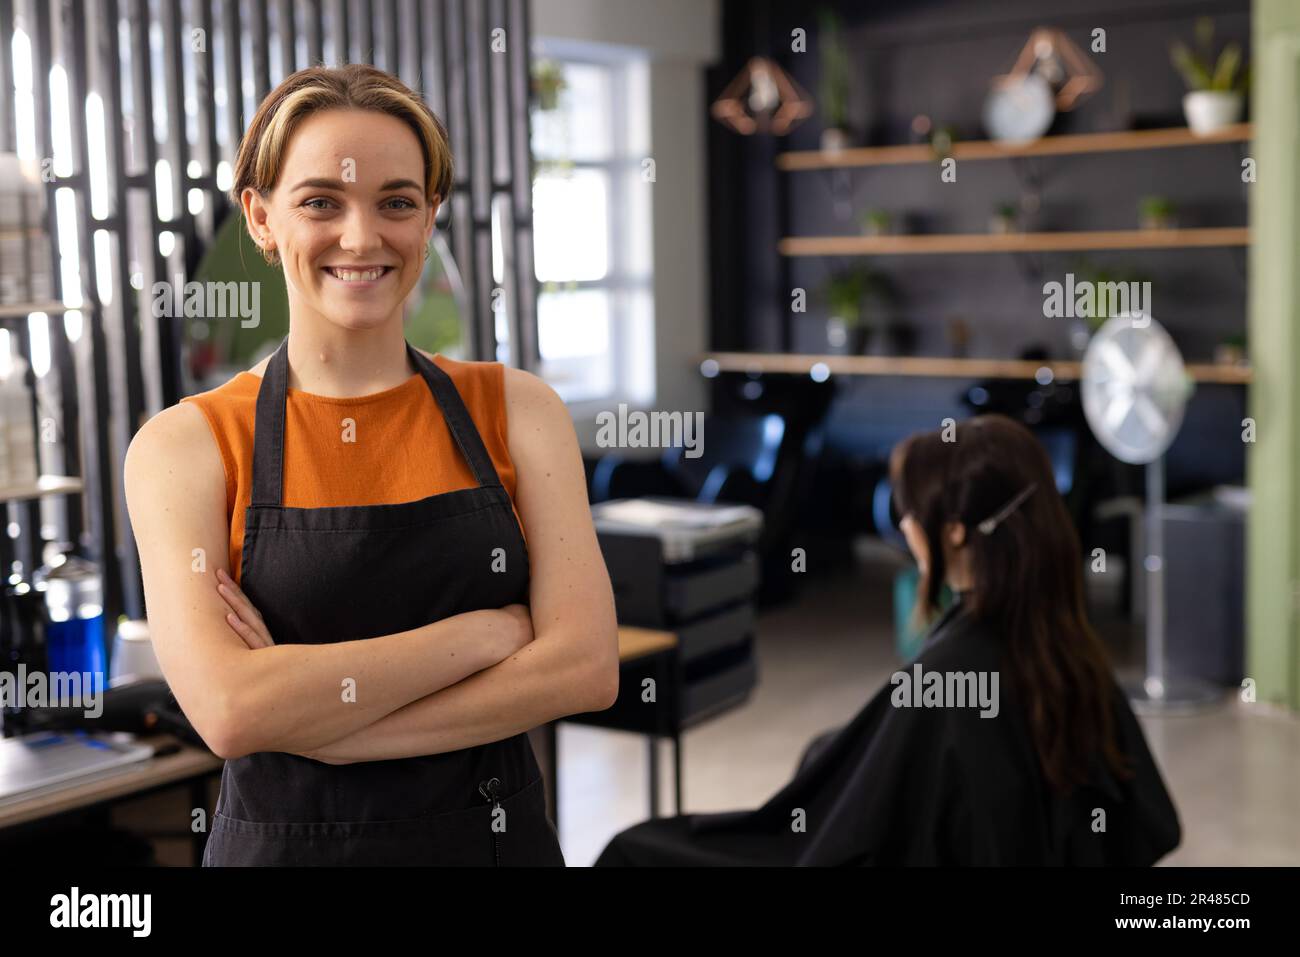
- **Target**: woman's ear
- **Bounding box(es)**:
[945,521,967,549]
[241,186,274,255]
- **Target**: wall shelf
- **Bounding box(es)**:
[702,352,1252,385]
[778,227,1249,257]
[776,124,1253,172]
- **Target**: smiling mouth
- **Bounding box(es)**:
[324,266,395,282]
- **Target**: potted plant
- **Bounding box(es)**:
[824,269,863,352]
[1073,260,1152,332]
[532,59,567,112]
[1170,17,1248,134]
[818,8,852,151]
[929,124,957,162]
[1138,195,1177,230]
[861,208,892,237]
[989,201,1018,234]
[1215,333,1246,366]
[823,269,876,353]
[823,267,897,354]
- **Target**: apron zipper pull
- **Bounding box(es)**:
[479,778,503,867]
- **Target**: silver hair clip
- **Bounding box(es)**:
[977,482,1038,535]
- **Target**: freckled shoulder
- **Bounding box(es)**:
[500,367,571,467]
[501,364,562,414]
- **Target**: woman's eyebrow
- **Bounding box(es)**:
[288,177,422,192]
[291,177,346,191]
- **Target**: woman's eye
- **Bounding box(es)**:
[302,198,334,211]
[384,197,418,210]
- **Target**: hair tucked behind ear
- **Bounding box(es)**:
[889,414,1132,795]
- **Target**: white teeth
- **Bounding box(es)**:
[329,267,385,282]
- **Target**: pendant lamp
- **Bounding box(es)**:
[711,55,814,136]
[999,27,1104,111]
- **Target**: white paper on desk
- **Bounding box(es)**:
[0,731,155,804]
[595,499,757,530]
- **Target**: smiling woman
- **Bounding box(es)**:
[231,66,452,336]
[122,65,619,867]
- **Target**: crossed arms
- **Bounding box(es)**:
[124,365,619,763]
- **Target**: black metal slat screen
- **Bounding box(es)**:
[0,0,537,636]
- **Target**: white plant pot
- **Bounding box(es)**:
[820,127,850,153]
[826,316,849,350]
[1183,91,1243,135]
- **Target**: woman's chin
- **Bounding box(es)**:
[320,307,400,330]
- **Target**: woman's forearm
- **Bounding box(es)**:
[219,609,519,758]
[297,624,617,764]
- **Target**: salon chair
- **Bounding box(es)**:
[590,413,786,505]
[590,412,823,604]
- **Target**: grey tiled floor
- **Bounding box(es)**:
[557,554,1300,867]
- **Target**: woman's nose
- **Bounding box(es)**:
[337,209,383,256]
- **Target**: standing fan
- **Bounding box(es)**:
[1081,313,1221,712]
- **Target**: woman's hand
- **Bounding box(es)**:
[216,568,275,649]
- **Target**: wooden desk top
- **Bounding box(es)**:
[0,734,223,830]
[617,626,678,662]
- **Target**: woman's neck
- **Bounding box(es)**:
[944,548,975,594]
[283,322,416,398]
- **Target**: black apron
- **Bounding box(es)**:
[202,337,564,866]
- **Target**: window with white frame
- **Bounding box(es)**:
[526,43,654,406]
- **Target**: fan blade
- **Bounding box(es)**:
[1104,391,1136,434]
[1132,337,1170,384]
[1132,393,1169,438]
[1093,339,1136,382]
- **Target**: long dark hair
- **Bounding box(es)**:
[889,414,1131,794]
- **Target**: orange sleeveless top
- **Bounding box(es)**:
[180,355,520,585]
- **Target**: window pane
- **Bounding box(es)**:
[526,51,653,405]
[532,61,613,163]
[533,170,609,282]
[538,289,614,402]
[538,288,611,359]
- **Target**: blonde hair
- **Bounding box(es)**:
[231,64,453,264]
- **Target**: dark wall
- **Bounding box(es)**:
[706,0,1250,498]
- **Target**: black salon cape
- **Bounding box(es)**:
[595,602,1181,866]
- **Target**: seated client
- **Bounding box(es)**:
[596,413,1180,866]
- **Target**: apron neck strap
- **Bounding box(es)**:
[404,342,503,489]
[250,336,504,508]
